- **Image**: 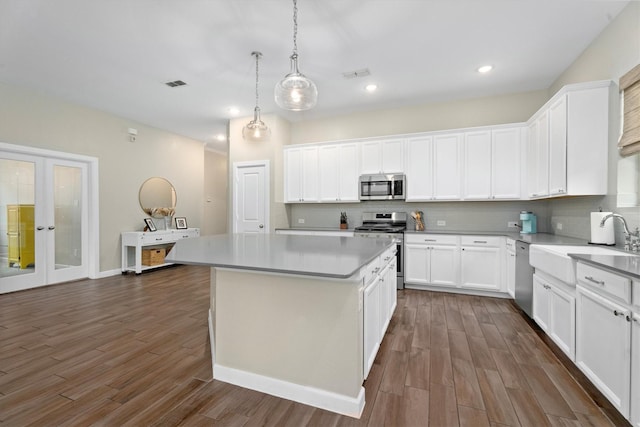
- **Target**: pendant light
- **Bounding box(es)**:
[243,51,271,142]
[274,0,317,111]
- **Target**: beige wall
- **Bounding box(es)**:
[228,113,290,231]
[0,83,206,272]
[203,149,228,235]
[290,89,549,145]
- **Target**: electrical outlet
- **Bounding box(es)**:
[437,220,446,226]
[298,218,305,224]
[557,223,563,230]
[508,221,519,228]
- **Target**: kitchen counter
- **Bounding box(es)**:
[275,227,355,233]
[166,233,392,279]
[404,230,587,245]
[569,253,640,279]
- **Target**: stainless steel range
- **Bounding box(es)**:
[355,212,406,289]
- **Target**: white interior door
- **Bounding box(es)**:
[233,161,269,233]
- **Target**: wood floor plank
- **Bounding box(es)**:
[0,267,622,426]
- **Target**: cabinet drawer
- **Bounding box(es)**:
[576,262,631,304]
[506,238,516,252]
[363,257,381,284]
[141,233,172,244]
[633,279,640,308]
[405,234,458,245]
[460,235,502,247]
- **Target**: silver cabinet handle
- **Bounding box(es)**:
[424,239,436,242]
[36,226,45,230]
[473,240,487,244]
[48,226,55,230]
[633,317,638,323]
[613,310,625,317]
[155,238,163,241]
[584,276,604,286]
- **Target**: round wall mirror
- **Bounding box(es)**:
[139,177,177,217]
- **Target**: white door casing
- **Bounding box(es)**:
[233,161,269,233]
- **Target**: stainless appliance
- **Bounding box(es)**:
[359,174,406,201]
[355,212,406,289]
[515,241,534,317]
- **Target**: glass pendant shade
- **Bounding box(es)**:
[275,54,318,111]
[242,107,271,142]
[243,51,270,142]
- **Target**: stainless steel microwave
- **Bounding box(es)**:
[359,174,406,200]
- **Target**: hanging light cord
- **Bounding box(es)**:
[292,0,298,59]
[254,52,260,108]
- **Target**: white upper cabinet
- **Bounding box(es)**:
[491,127,523,199]
[462,130,492,199]
[405,133,461,201]
[360,139,404,174]
[433,133,462,200]
[318,143,359,202]
[527,80,610,199]
[284,146,319,203]
[405,136,433,201]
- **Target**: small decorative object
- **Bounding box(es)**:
[175,217,188,229]
[340,211,348,229]
[144,218,157,232]
[163,215,172,230]
[411,211,425,231]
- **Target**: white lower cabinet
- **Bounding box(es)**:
[632,311,640,427]
[362,248,396,379]
[576,284,631,418]
[460,236,502,291]
[506,239,516,298]
[532,273,575,360]
[405,234,458,287]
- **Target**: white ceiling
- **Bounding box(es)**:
[0,0,629,152]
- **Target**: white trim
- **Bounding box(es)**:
[94,268,122,279]
[208,308,215,376]
[213,364,365,419]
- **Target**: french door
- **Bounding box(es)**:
[1,152,89,293]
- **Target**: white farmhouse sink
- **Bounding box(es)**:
[529,245,635,284]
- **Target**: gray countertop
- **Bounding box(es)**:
[165,233,393,279]
[275,227,355,233]
[569,253,640,280]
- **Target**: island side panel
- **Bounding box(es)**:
[213,268,364,399]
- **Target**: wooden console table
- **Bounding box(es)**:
[121,228,200,274]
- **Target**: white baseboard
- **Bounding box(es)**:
[208,309,215,378]
[213,364,365,419]
[94,268,122,279]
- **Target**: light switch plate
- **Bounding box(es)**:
[508,221,519,228]
[437,220,446,226]
[298,218,305,224]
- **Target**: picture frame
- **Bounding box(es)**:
[175,217,188,229]
[144,218,157,232]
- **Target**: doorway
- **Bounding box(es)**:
[0,143,98,293]
[232,161,270,233]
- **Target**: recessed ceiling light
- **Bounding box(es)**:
[216,134,226,141]
[228,107,240,116]
[365,84,378,93]
[477,65,493,73]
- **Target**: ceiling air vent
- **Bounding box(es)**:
[342,68,371,79]
[165,80,187,87]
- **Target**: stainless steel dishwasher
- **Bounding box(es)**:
[515,241,534,318]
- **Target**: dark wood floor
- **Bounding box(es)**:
[0,265,622,426]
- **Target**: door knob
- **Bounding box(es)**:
[48,226,55,230]
[259,224,264,229]
[36,226,45,230]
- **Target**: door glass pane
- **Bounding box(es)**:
[0,159,36,278]
[54,165,82,269]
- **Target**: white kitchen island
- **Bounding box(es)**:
[165,233,396,418]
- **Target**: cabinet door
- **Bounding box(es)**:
[360,141,382,174]
[318,145,340,202]
[381,139,404,173]
[632,313,640,427]
[460,246,500,291]
[433,134,462,200]
[534,111,550,197]
[337,143,360,201]
[363,277,381,379]
[404,244,430,284]
[492,127,522,199]
[462,130,492,200]
[387,258,397,319]
[527,120,538,198]
[378,264,390,339]
[506,250,516,298]
[429,245,458,287]
[533,275,550,332]
[549,285,575,360]
[548,95,567,196]
[301,147,319,202]
[576,286,631,417]
[284,148,302,202]
[405,137,433,201]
